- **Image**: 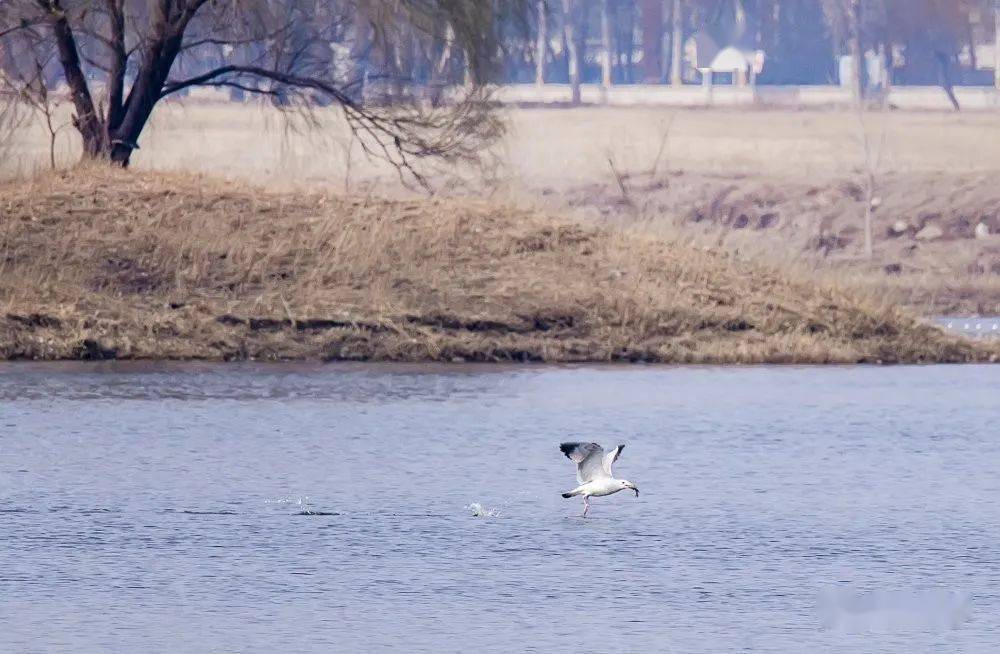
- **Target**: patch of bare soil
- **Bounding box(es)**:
[555,169,1000,315]
[0,166,991,363]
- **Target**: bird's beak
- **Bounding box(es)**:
[630,484,639,497]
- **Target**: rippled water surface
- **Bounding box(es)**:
[2,363,999,653]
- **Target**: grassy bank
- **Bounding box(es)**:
[8,105,1000,316]
[0,167,990,363]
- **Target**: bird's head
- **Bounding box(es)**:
[620,480,639,497]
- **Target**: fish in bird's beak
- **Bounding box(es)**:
[633,487,639,498]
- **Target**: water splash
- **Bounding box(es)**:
[264,496,310,506]
[467,502,502,518]
[265,495,337,515]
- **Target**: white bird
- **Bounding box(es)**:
[559,442,639,517]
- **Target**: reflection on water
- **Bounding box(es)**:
[1,363,999,652]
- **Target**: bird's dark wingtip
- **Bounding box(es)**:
[561,492,573,498]
[559,442,575,458]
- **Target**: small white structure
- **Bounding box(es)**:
[708,47,751,86]
[711,47,749,72]
[838,55,857,89]
[966,43,996,72]
[699,47,764,87]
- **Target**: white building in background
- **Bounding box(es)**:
[685,31,764,88]
[705,47,765,86]
[837,51,889,92]
[965,43,997,75]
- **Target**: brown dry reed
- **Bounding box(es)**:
[0,165,992,363]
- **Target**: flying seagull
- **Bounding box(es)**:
[560,442,639,517]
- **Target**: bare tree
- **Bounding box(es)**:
[639,0,663,83]
[823,0,972,110]
[0,39,69,169]
[856,104,881,259]
[601,0,614,93]
[0,86,25,163]
[0,0,526,181]
[994,0,1000,90]
[846,0,864,105]
[562,0,583,105]
[822,0,865,104]
[535,0,547,86]
[670,0,683,86]
[21,68,68,170]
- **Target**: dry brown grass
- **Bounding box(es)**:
[0,165,991,363]
[6,103,999,315]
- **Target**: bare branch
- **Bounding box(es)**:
[161,64,355,104]
[0,17,46,40]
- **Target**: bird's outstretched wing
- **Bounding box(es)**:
[560,442,608,483]
[602,444,625,476]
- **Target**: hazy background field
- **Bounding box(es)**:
[9,102,1000,185]
[7,101,1000,315]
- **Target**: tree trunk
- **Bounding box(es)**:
[434,23,456,90]
[349,7,371,99]
[103,37,185,167]
[640,0,664,83]
[965,13,977,72]
[601,0,614,92]
[995,5,1000,90]
[563,0,582,105]
[69,2,190,168]
[846,0,863,106]
[46,7,103,157]
[622,0,635,83]
[104,0,127,135]
[535,0,547,85]
[935,50,961,111]
[670,0,683,86]
[882,39,893,92]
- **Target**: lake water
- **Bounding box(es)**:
[2,363,999,653]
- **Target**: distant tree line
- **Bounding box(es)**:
[507,1,1000,91]
[1,1,998,169]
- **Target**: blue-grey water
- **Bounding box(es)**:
[2,363,999,653]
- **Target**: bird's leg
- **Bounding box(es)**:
[582,496,590,518]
